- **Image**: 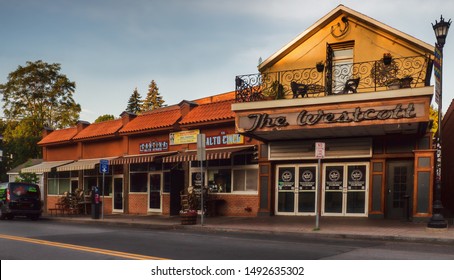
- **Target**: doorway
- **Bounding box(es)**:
[322,163,368,216]
[275,165,318,215]
[386,161,414,219]
[113,177,123,212]
[149,172,162,212]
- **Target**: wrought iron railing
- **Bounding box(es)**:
[235,55,432,102]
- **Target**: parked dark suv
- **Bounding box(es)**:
[0,182,42,220]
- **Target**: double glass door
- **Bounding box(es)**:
[322,163,368,216]
[275,163,368,216]
[276,165,318,215]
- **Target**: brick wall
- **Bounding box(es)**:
[128,193,148,214]
[162,194,170,215]
[210,194,259,216]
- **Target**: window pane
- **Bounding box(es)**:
[233,170,246,191]
[48,178,58,195]
[347,192,365,213]
[245,169,258,191]
[59,179,70,195]
[298,192,315,212]
[325,192,342,213]
[84,177,98,192]
[102,177,112,196]
[208,169,231,193]
[130,173,148,192]
[278,192,294,212]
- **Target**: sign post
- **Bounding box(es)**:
[314,142,325,230]
[99,159,109,220]
[197,134,206,226]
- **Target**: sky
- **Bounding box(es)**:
[1,0,454,123]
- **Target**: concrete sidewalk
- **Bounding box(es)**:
[42,214,454,244]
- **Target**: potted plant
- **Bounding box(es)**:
[400,75,413,88]
[386,78,401,90]
[316,61,325,72]
[383,53,392,65]
[180,188,198,225]
[263,81,285,100]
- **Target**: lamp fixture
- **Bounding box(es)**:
[432,15,451,48]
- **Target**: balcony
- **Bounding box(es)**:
[235,55,433,103]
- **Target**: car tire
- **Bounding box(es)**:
[29,215,40,221]
[0,209,6,220]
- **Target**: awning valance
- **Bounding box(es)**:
[21,160,74,173]
[56,157,118,172]
[163,146,254,163]
[110,151,177,165]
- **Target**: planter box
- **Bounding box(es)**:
[180,213,197,225]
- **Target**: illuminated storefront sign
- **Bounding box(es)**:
[139,140,169,153]
[205,131,244,147]
[242,103,417,132]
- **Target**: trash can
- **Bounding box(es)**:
[91,186,101,219]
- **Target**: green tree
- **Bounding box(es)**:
[15,171,39,184]
[0,60,81,165]
[142,80,165,111]
[94,114,115,123]
[125,87,143,114]
[0,60,80,129]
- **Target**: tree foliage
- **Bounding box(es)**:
[142,80,165,111]
[0,60,81,166]
[15,171,39,184]
[0,60,80,130]
[125,87,143,114]
[94,114,115,123]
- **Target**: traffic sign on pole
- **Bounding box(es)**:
[315,142,325,159]
[99,159,109,174]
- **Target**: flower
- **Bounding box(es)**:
[180,209,197,215]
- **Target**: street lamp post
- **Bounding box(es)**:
[428,15,451,229]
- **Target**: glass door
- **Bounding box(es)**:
[297,166,317,214]
[149,173,162,212]
[276,165,318,215]
[113,177,123,212]
[323,163,368,216]
[276,166,296,214]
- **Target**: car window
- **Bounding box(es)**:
[9,184,40,199]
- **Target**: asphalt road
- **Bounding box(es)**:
[1,218,454,260]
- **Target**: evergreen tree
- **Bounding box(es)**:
[125,87,143,114]
[142,80,165,111]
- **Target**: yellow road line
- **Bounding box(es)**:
[0,234,168,260]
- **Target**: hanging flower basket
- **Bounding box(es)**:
[383,53,392,65]
[180,210,197,225]
[316,61,325,72]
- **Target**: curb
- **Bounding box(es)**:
[41,216,454,245]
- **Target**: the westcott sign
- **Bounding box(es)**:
[241,103,419,132]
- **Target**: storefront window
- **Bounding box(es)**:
[47,172,71,195]
[233,169,258,192]
[208,169,231,193]
[130,172,148,192]
[83,176,112,196]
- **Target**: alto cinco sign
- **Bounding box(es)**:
[244,103,416,132]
